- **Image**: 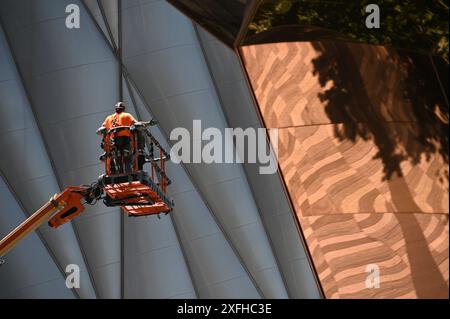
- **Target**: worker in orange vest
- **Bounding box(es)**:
[100,102,137,173]
[102,101,136,135]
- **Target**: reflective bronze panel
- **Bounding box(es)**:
[241,41,449,298]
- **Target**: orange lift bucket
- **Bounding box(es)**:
[104,181,171,216]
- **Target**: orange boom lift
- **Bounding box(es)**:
[0,120,173,259]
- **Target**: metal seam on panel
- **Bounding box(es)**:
[0,169,79,299]
[29,59,112,78]
[80,1,128,299]
[235,46,326,299]
[97,0,118,52]
[0,12,100,300]
[193,24,290,298]
[233,0,262,48]
[123,75,199,299]
[118,0,123,100]
[123,43,193,61]
[81,0,117,53]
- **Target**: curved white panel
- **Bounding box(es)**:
[0,0,69,30]
[170,189,261,298]
[0,0,121,298]
[0,176,73,299]
[122,0,193,59]
[128,90,260,298]
[122,1,287,298]
[0,24,96,298]
[196,27,321,298]
[124,215,197,298]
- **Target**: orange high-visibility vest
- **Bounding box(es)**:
[102,112,136,138]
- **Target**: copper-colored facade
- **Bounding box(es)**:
[241,42,449,298]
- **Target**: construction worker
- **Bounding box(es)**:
[100,102,137,173]
[102,101,136,136]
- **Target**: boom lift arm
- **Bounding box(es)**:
[0,185,97,258]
